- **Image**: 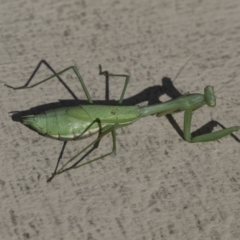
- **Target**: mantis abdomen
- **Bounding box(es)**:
[22,105,142,141]
[23,107,95,141]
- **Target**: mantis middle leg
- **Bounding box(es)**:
[99,65,130,104]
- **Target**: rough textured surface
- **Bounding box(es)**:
[1,1,240,239]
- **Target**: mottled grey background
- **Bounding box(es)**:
[1,0,240,239]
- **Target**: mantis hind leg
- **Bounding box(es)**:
[184,109,240,143]
[47,118,103,182]
[99,65,130,104]
[5,61,93,103]
[47,124,118,182]
[47,141,67,182]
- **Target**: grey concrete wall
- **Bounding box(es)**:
[1,0,240,239]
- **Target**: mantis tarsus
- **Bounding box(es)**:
[5,63,240,182]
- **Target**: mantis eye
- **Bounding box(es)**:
[204,86,216,107]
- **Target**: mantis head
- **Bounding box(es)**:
[204,86,216,107]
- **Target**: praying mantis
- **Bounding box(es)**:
[5,62,240,182]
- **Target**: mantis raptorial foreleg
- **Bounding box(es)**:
[183,108,240,143]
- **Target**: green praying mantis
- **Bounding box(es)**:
[5,62,240,182]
